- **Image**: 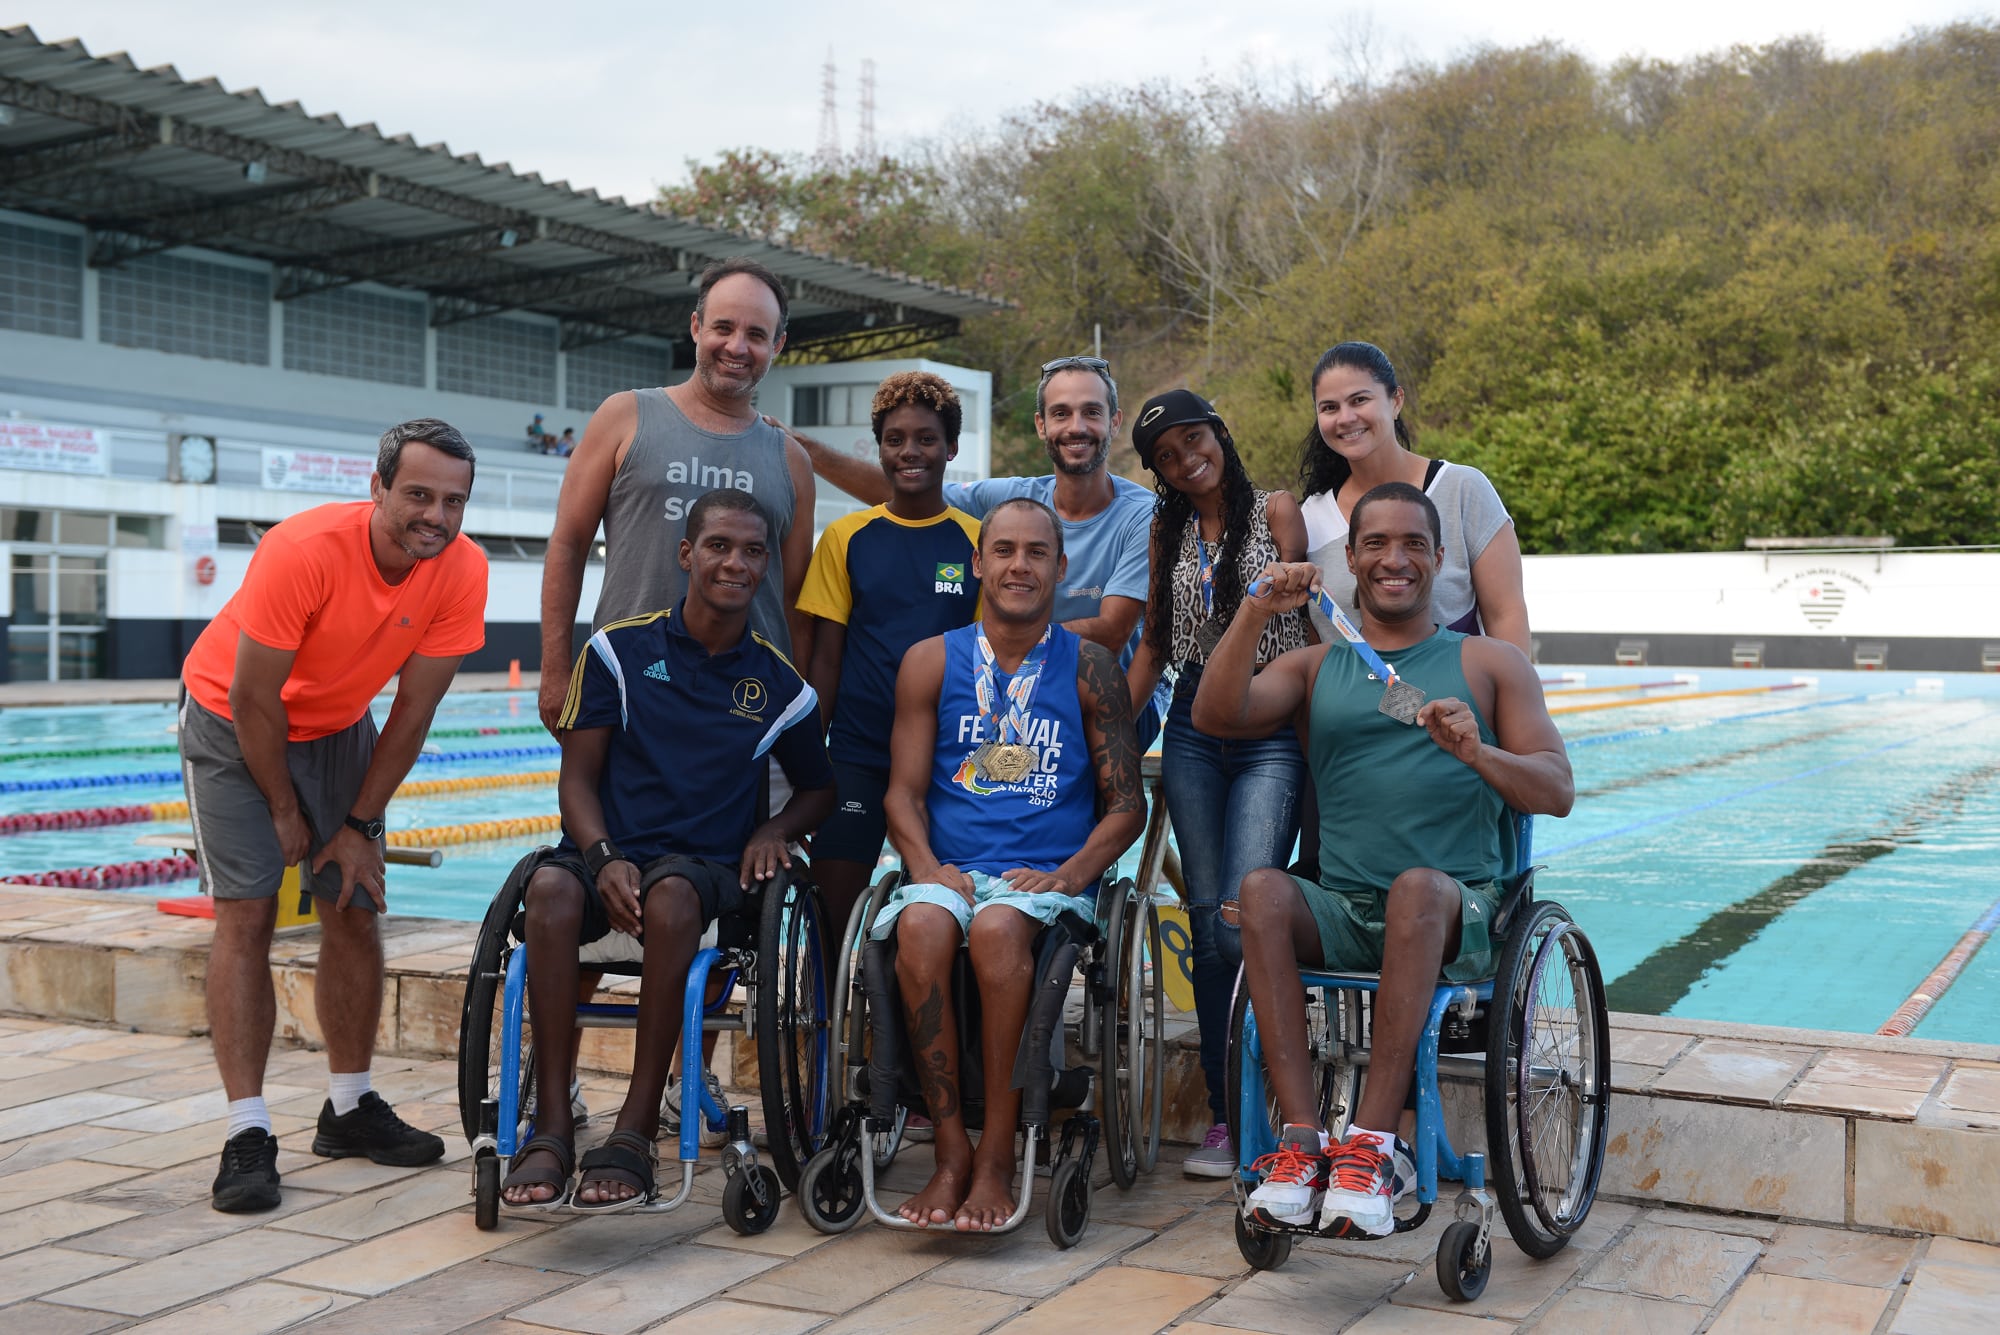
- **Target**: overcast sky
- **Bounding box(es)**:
[9,2,1993,204]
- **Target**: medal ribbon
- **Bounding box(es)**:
[1249,577,1400,684]
[1195,531,1215,618]
[975,626,1052,745]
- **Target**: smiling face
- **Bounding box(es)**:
[877,403,956,500]
[1346,497,1441,623]
[370,441,472,566]
[678,505,770,617]
[1314,363,1405,465]
[974,502,1066,626]
[1034,369,1118,478]
[1149,422,1226,500]
[689,273,785,403]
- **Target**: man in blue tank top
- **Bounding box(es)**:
[874,497,1146,1231]
[1194,483,1573,1242]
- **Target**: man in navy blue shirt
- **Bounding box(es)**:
[501,489,834,1212]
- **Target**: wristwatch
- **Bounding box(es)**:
[344,813,386,840]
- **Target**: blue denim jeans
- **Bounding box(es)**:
[1160,668,1306,1122]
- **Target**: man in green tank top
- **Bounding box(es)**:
[1192,481,1573,1242]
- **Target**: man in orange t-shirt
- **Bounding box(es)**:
[178,418,488,1214]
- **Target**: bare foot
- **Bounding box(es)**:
[899,1158,972,1227]
[954,1158,1016,1232]
[500,1145,567,1206]
[575,1171,641,1207]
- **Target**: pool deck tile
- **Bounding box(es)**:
[1701,1273,1890,1335]
[1854,1119,2000,1242]
[1650,1038,1816,1103]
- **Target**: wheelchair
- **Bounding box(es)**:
[1226,814,1610,1301]
[794,866,1165,1248]
[457,846,832,1235]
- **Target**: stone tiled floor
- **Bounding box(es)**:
[3,1016,1995,1333]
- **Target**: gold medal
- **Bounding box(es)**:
[985,743,1039,784]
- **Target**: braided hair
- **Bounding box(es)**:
[1144,422,1258,663]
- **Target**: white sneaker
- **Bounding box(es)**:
[1242,1125,1329,1228]
[662,1070,728,1148]
[569,1078,588,1126]
[1317,1133,1415,1238]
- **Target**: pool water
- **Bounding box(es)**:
[3,675,1998,1044]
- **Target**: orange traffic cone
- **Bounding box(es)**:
[507,658,522,688]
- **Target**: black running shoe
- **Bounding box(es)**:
[311,1091,446,1166]
[212,1127,282,1213]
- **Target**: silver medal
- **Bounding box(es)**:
[1378,678,1426,725]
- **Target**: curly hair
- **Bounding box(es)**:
[1143,422,1259,663]
[870,371,963,445]
[1296,341,1417,501]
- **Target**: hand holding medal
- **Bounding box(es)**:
[1247,571,1427,726]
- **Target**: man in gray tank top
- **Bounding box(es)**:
[539,258,817,731]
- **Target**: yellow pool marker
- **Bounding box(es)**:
[1152,902,1198,1013]
[1549,683,1805,717]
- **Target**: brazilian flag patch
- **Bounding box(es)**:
[936,563,965,582]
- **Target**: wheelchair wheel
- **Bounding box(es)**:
[1234,1209,1293,1271]
[1102,884,1164,1187]
[458,868,536,1148]
[473,1150,500,1231]
[1045,1153,1092,1249]
[756,872,832,1192]
[1436,1220,1491,1301]
[1484,901,1610,1259]
[1224,978,1364,1163]
[798,1139,867,1234]
[722,1162,783,1235]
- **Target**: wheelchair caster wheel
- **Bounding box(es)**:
[1045,1156,1092,1249]
[799,1142,865,1234]
[722,1164,782,1236]
[473,1150,500,1231]
[1234,1210,1293,1271]
[1437,1220,1490,1301]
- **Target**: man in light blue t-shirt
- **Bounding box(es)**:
[788,356,1167,748]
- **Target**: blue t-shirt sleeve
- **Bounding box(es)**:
[562,635,625,731]
[1102,498,1153,604]
[943,476,1031,519]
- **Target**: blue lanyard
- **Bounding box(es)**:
[975,627,1052,744]
[1249,577,1400,684]
[1195,531,1215,618]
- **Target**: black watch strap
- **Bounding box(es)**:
[344,813,385,840]
[582,838,628,879]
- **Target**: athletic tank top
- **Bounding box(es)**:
[592,387,797,652]
[1309,627,1504,893]
[927,623,1096,877]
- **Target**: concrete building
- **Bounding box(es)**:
[0,27,999,681]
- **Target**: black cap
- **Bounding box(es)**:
[1132,389,1222,469]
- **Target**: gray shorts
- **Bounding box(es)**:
[178,691,381,911]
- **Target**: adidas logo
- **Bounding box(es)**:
[643,660,672,682]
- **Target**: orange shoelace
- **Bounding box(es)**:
[1249,1142,1326,1186]
[1326,1140,1390,1193]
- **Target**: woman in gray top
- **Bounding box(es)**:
[1295,342,1530,657]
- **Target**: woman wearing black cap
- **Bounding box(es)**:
[1127,389,1313,1179]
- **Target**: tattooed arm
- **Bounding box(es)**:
[1004,640,1146,897]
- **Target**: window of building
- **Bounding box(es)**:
[436,316,557,402]
[99,253,271,365]
[567,338,670,412]
[0,221,83,338]
[115,515,167,549]
[217,519,268,547]
[792,383,874,428]
[284,286,426,386]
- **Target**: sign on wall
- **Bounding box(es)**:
[260,447,374,496]
[0,420,110,476]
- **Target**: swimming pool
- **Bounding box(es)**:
[3,672,1997,1043]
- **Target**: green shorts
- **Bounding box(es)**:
[1290,874,1504,983]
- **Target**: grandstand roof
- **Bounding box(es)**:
[0,26,1002,361]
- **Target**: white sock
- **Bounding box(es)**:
[1349,1125,1397,1154]
[328,1069,372,1116]
[227,1096,271,1139]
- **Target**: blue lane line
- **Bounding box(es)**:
[1544,710,1981,858]
[1565,691,1887,750]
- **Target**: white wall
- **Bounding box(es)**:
[1523,550,2000,639]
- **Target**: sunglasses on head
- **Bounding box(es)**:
[1040,355,1111,376]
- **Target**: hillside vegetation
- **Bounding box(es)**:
[659,26,2000,552]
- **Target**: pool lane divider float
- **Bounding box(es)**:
[1542,679,1687,698]
[0,723,547,765]
[0,770,560,837]
[0,744,557,795]
[1547,682,1807,717]
[1565,691,1883,750]
[1878,893,2000,1038]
